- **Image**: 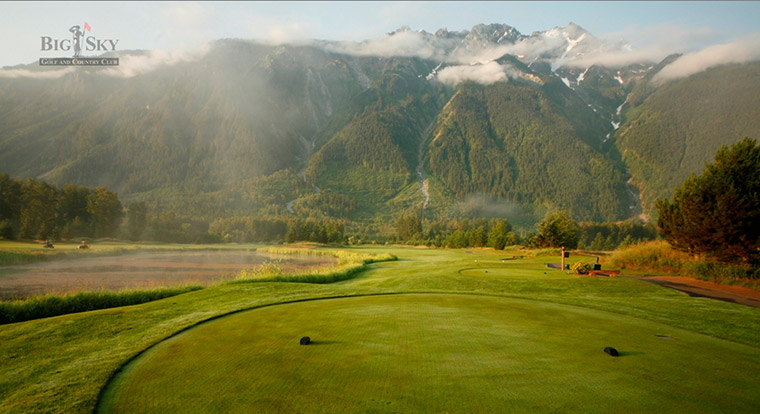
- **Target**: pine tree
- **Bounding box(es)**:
[87,187,123,239]
[589,232,605,251]
[487,220,511,250]
[657,137,760,263]
[127,202,148,241]
[536,210,579,249]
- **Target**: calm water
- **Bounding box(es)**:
[0,250,336,299]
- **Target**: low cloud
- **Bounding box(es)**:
[100,44,210,78]
[602,23,717,55]
[324,30,450,60]
[654,34,760,83]
[458,35,565,65]
[437,62,510,85]
[0,67,74,79]
[565,23,718,69]
[565,48,662,69]
[0,44,210,79]
[459,193,523,219]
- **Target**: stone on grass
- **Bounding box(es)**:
[300,336,311,345]
[604,346,619,357]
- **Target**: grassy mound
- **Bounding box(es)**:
[99,294,760,413]
[2,246,760,413]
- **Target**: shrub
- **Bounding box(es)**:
[571,262,592,275]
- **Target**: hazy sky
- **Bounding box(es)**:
[2,1,760,68]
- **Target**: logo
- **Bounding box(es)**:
[39,23,119,66]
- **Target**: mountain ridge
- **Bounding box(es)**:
[1,22,758,232]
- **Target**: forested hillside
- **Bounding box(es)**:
[427,77,630,222]
[0,41,366,193]
[305,60,445,218]
[615,62,760,216]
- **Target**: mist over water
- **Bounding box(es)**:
[0,250,336,300]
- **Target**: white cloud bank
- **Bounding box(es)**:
[324,29,451,60]
[437,62,509,85]
[2,22,759,84]
[0,44,210,79]
[0,67,74,79]
[100,44,210,78]
[654,34,760,83]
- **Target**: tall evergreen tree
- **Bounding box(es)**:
[87,187,123,238]
[19,179,58,239]
[535,210,579,249]
[127,202,148,241]
[657,137,760,263]
[487,220,512,250]
[0,173,22,239]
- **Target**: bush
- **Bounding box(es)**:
[571,262,592,275]
[684,261,760,282]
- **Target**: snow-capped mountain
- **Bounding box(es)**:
[1,22,758,224]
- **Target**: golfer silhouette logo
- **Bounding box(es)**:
[69,22,91,58]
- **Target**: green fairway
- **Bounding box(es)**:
[2,246,760,413]
[100,294,760,413]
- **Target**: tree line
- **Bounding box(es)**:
[0,174,123,240]
[207,216,345,244]
[395,215,518,249]
[395,209,658,251]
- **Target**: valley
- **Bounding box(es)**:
[2,3,760,413]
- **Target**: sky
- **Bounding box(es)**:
[1,1,760,68]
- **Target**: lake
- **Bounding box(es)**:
[0,250,336,299]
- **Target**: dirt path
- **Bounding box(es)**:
[622,275,760,308]
[550,262,760,308]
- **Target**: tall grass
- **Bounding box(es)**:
[233,249,397,284]
[609,240,689,273]
[610,240,760,285]
[258,246,389,260]
[0,249,59,265]
[0,286,203,325]
[0,246,141,266]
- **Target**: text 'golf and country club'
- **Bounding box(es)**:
[39,22,119,66]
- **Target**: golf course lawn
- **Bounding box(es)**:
[99,294,760,413]
[3,245,760,413]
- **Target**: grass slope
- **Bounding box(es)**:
[100,294,760,413]
[1,246,760,413]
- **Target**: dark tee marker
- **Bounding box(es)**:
[300,336,311,345]
[604,346,619,357]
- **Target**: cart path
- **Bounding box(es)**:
[623,275,760,309]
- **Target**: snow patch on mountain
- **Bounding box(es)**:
[614,70,624,84]
[577,67,590,83]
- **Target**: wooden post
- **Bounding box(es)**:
[561,246,565,271]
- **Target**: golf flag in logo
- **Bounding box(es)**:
[84,22,91,32]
